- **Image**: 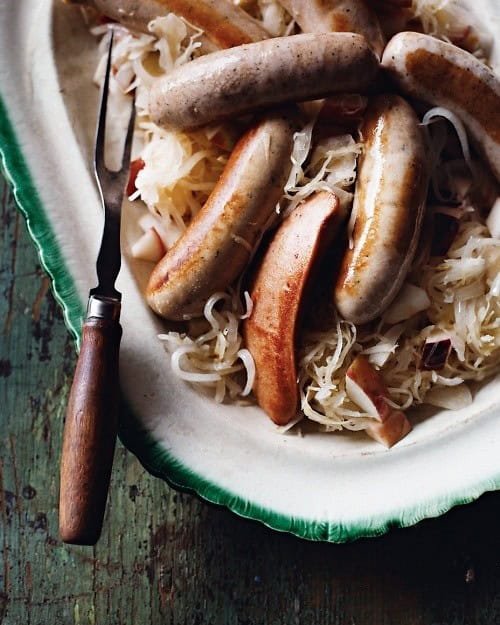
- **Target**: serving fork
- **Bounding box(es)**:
[59,32,135,545]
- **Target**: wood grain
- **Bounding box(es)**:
[3,175,500,624]
[60,316,121,545]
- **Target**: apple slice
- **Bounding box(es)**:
[345,355,412,446]
[243,191,346,425]
[345,355,397,423]
[365,411,412,448]
[138,213,182,250]
[126,157,145,197]
[383,283,430,324]
[130,227,167,262]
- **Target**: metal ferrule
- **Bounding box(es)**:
[86,295,121,321]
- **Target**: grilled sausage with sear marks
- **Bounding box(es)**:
[146,111,297,320]
[64,0,270,52]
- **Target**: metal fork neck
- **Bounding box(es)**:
[86,295,121,321]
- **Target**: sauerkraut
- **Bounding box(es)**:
[88,0,500,438]
[299,209,500,428]
[158,291,255,402]
[411,0,493,58]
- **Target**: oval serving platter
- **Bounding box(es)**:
[1,0,500,542]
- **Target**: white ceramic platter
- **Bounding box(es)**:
[1,0,500,542]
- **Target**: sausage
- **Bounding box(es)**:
[334,94,428,323]
[64,0,270,52]
[382,31,500,182]
[243,192,345,426]
[146,111,297,320]
[277,0,385,58]
[149,32,380,130]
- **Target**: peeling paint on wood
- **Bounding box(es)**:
[3,176,500,624]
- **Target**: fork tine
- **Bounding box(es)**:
[94,30,114,176]
[120,91,136,174]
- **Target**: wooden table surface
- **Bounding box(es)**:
[2,171,500,625]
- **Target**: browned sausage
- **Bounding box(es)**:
[277,0,385,58]
[243,191,346,425]
[146,111,297,320]
[64,0,270,51]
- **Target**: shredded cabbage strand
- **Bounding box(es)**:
[159,291,256,403]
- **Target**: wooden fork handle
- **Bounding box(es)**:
[59,314,122,545]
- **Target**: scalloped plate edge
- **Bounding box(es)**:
[1,28,500,542]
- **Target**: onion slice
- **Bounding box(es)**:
[486,197,500,239]
[421,107,473,171]
[130,227,166,262]
[424,384,473,410]
[383,283,431,324]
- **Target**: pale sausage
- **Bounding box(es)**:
[382,31,500,182]
[149,33,380,130]
[334,94,428,323]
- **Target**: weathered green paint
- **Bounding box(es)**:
[3,175,500,624]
